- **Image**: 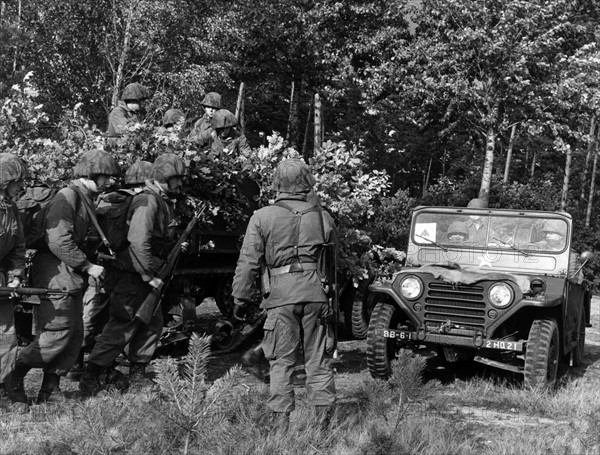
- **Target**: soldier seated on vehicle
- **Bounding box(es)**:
[446,221,469,244]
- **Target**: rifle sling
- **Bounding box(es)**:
[72,186,115,257]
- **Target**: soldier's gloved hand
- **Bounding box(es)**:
[233,301,250,322]
[180,241,189,253]
[148,277,164,290]
[86,263,105,280]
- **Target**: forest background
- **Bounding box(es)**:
[2,0,600,288]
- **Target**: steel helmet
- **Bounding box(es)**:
[201,92,221,109]
[73,150,121,178]
[162,109,185,127]
[125,160,153,185]
[447,221,468,239]
[542,219,565,235]
[0,153,30,188]
[467,198,486,209]
[272,158,316,193]
[211,109,238,129]
[151,154,187,182]
[121,83,150,102]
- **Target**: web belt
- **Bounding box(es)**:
[269,262,319,276]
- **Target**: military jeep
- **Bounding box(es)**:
[366,205,594,388]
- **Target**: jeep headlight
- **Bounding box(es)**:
[400,276,423,300]
[488,283,513,308]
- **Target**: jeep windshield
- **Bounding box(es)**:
[412,211,568,253]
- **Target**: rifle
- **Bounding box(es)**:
[320,239,339,359]
[135,204,207,324]
[0,286,69,305]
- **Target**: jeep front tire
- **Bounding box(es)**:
[524,318,559,389]
[366,300,399,379]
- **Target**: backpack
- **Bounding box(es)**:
[95,189,135,253]
[16,185,58,249]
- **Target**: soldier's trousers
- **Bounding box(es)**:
[19,253,85,376]
[82,277,110,351]
[262,302,336,413]
[0,272,18,383]
[87,270,163,367]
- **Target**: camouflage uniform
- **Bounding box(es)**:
[209,109,251,156]
[232,159,336,416]
[188,92,221,147]
[81,155,185,396]
[0,154,27,389]
[106,83,150,149]
[8,150,119,404]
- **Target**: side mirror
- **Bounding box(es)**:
[580,251,595,264]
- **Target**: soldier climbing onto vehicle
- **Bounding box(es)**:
[6,150,120,406]
[106,82,151,150]
[232,158,337,431]
[69,160,154,380]
[187,92,221,148]
[79,154,186,397]
[0,153,29,411]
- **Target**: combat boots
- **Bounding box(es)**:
[79,362,103,398]
[36,373,60,404]
[129,362,155,389]
[6,358,30,405]
[67,350,85,381]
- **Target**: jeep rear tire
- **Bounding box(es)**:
[572,309,586,367]
[366,300,399,379]
[351,278,374,339]
[524,318,559,389]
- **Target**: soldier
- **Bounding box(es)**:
[465,198,489,246]
[446,221,469,244]
[232,158,336,430]
[162,109,185,130]
[79,154,186,397]
[209,109,251,156]
[69,160,154,380]
[106,82,151,149]
[6,150,120,405]
[187,92,221,147]
[0,153,28,410]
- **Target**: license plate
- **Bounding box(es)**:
[483,340,524,351]
[377,329,414,340]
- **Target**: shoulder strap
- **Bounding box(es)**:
[72,186,115,257]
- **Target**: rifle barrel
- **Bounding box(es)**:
[0,287,68,296]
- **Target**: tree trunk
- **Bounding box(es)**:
[285,80,297,142]
[302,99,313,160]
[235,82,245,134]
[313,93,322,156]
[503,124,517,184]
[422,158,432,197]
[479,126,495,206]
[585,138,599,228]
[561,144,572,212]
[579,115,596,205]
[530,150,536,178]
[111,1,137,108]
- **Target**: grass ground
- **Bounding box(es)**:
[1,298,600,455]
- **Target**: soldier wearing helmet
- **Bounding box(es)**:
[8,150,120,406]
[106,82,151,149]
[209,109,251,156]
[0,153,29,410]
[232,158,337,430]
[70,159,154,381]
[537,219,567,251]
[187,92,222,147]
[447,221,469,243]
[465,198,489,246]
[80,154,187,397]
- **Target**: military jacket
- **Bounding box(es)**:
[232,193,336,309]
[187,114,213,147]
[106,101,140,148]
[118,181,175,282]
[0,198,26,280]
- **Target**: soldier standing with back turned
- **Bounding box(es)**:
[231,158,337,431]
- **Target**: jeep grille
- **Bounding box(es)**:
[424,282,485,335]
